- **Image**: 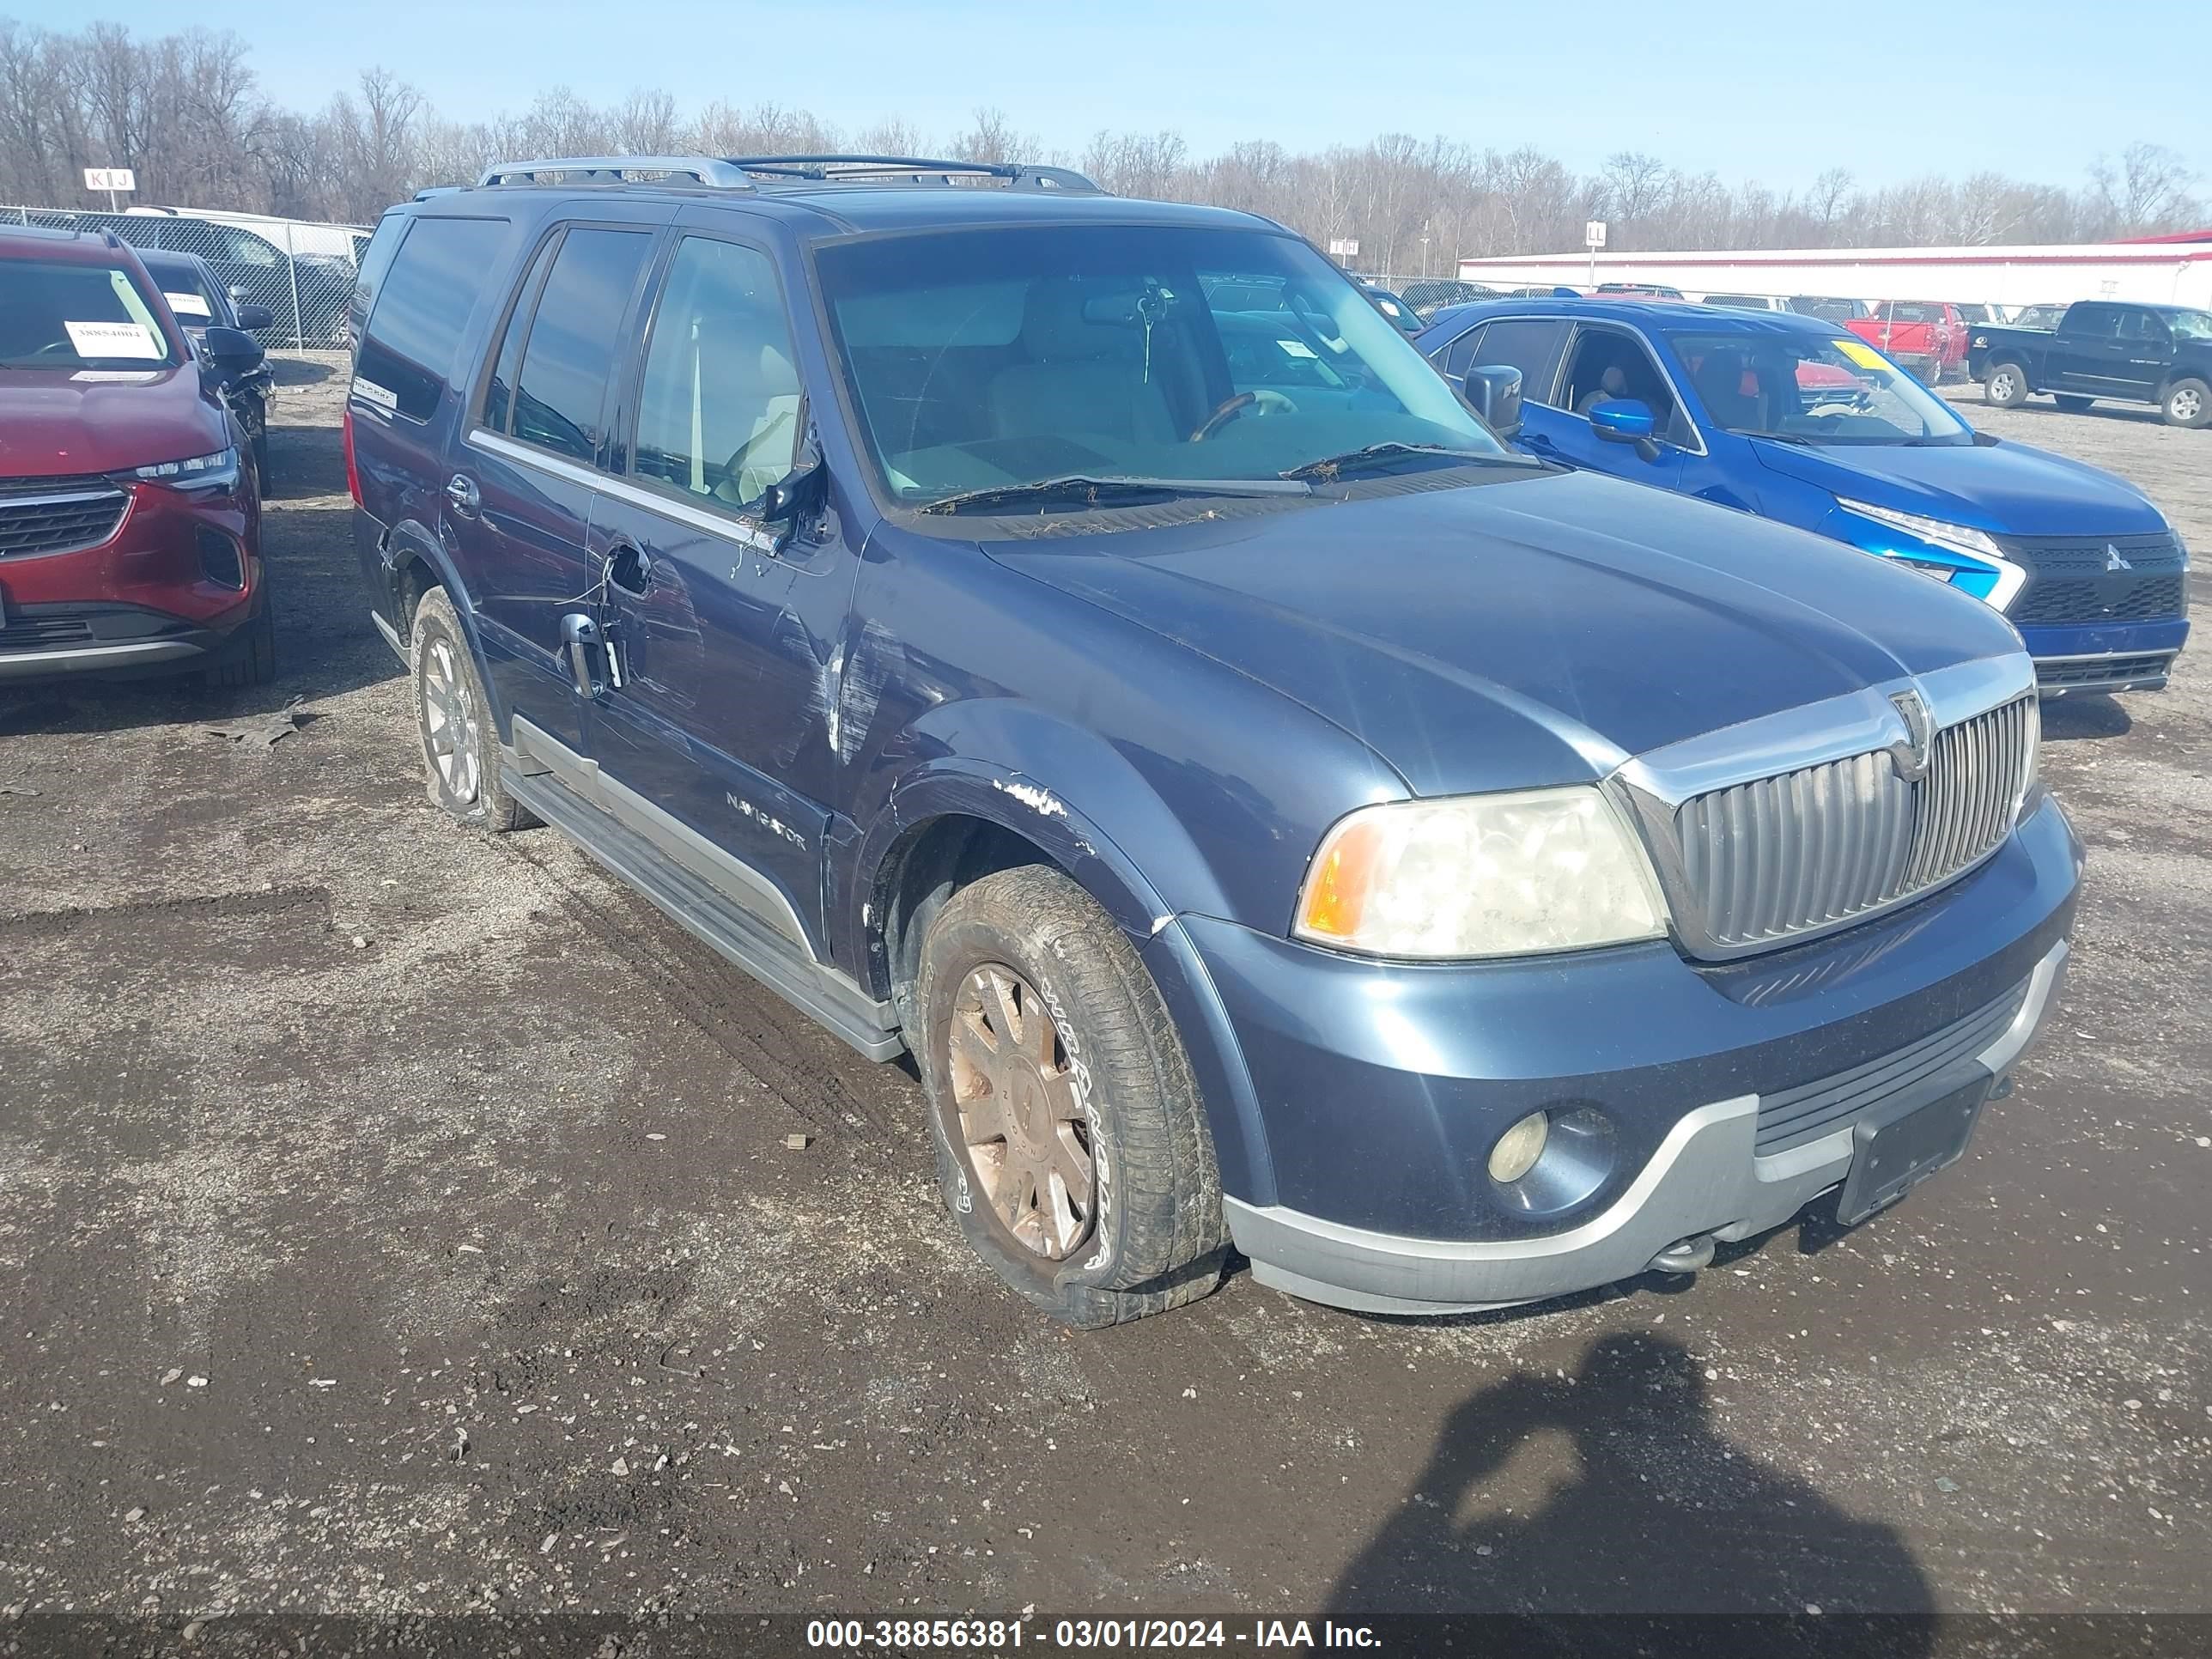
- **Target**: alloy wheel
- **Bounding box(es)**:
[944,963,1097,1261]
[422,637,482,804]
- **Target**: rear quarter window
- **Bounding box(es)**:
[356,216,511,422]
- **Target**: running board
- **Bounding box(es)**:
[503,765,906,1062]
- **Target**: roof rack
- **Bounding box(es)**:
[476,154,1105,195]
[478,156,758,188]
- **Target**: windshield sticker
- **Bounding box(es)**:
[352,379,399,415]
[164,291,213,319]
[64,319,162,360]
[1276,338,1317,359]
[1835,337,1889,372]
[70,369,163,384]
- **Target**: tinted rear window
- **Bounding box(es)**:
[510,228,652,462]
[1462,318,1571,404]
[357,216,510,421]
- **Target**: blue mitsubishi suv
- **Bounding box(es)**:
[347,156,2079,1325]
[1419,299,2191,697]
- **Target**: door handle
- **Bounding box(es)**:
[559,611,608,698]
[445,473,481,515]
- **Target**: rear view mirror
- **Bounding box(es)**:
[1459,365,1523,438]
[233,301,275,331]
[758,454,826,528]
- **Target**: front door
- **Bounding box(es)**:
[585,231,848,957]
[444,222,657,750]
[1536,323,1689,492]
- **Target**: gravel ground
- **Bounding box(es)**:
[0,359,2205,1629]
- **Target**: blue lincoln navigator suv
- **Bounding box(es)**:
[1419,299,2191,697]
[347,156,2080,1325]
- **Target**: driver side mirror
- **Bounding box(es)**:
[200,325,264,374]
[1589,398,1662,460]
[1457,364,1523,439]
[757,453,826,531]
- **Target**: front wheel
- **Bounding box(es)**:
[1984,362,2031,408]
[2161,377,2210,428]
[914,864,1227,1328]
[2054,394,2095,413]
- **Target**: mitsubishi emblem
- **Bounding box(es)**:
[2105,544,2132,573]
[1887,690,1934,783]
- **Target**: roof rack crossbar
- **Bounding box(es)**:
[477,155,758,189]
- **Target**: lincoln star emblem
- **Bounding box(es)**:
[2105,544,2132,573]
[1887,690,1934,783]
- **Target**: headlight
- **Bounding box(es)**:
[1838,497,2003,561]
[1295,787,1668,960]
[128,447,239,491]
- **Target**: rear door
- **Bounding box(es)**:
[2045,303,2123,392]
[584,226,843,955]
[445,219,659,751]
[1438,316,1572,456]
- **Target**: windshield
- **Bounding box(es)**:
[1791,296,1866,321]
[2165,309,2212,341]
[0,255,180,369]
[1874,302,1947,325]
[815,224,1505,509]
[1670,330,1973,446]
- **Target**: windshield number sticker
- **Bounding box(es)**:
[1276,338,1317,359]
[163,291,213,319]
[1835,337,1889,373]
[64,319,161,360]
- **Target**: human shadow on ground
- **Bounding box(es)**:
[1327,1332,1935,1656]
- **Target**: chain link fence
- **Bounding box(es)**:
[3,204,368,349]
[1359,276,1506,322]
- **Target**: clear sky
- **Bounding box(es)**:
[21,0,2211,194]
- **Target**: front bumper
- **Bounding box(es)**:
[1182,793,2080,1316]
[2017,620,2188,695]
[1229,939,2067,1314]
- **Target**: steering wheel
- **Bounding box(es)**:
[1190,388,1297,441]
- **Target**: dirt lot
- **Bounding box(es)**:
[0,361,2206,1632]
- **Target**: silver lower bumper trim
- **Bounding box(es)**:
[1228,937,2069,1316]
[0,638,204,678]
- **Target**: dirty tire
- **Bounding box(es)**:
[2053,394,2094,413]
[915,863,1227,1328]
[204,597,276,690]
[411,586,534,832]
[2160,377,2210,429]
[1984,362,2031,408]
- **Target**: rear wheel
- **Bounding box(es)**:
[411,586,532,831]
[1984,362,2031,408]
[2053,394,2095,413]
[2160,377,2210,428]
[914,864,1227,1328]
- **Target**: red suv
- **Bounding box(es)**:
[0,225,272,686]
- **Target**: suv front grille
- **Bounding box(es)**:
[1997,530,2188,628]
[1674,695,2036,952]
[0,476,130,559]
[1755,976,2030,1154]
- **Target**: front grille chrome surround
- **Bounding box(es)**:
[1613,655,2039,962]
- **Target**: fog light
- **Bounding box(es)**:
[197,527,244,589]
[1487,1111,1550,1184]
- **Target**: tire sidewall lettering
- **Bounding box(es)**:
[1033,968,1114,1277]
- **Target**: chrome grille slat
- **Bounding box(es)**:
[1674,695,2034,952]
[0,477,129,559]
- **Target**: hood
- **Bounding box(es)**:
[0,365,225,480]
[1750,435,2165,537]
[987,469,2025,797]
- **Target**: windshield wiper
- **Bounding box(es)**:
[917,474,1311,515]
[1736,429,1818,445]
[1279,441,1512,481]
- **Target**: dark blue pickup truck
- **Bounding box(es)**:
[346,157,2078,1326]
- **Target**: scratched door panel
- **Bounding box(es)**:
[585,490,838,956]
